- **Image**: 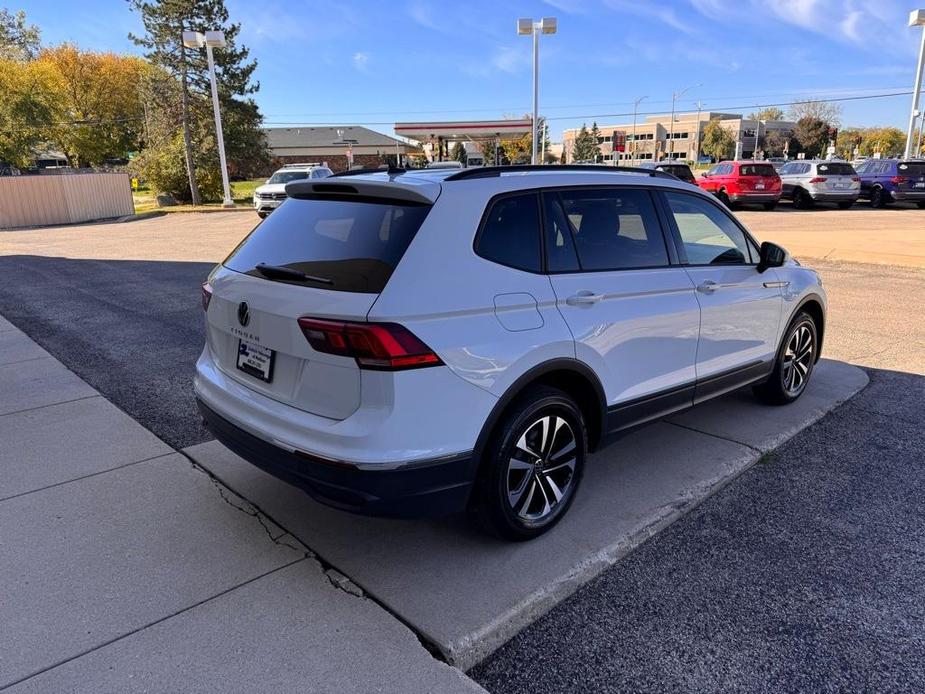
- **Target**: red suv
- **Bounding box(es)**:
[698,160,782,210]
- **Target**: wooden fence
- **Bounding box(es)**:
[0,173,134,229]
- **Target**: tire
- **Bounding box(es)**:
[753,312,818,406]
[870,187,888,208]
[792,188,813,210]
[762,201,778,211]
[257,211,268,219]
[837,201,854,210]
[473,386,587,541]
[717,189,732,208]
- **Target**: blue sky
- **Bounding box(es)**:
[21,0,925,139]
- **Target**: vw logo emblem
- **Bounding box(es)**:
[237,302,250,327]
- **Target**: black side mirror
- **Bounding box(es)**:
[757,241,787,273]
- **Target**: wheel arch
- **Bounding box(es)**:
[472,359,607,473]
[789,294,825,362]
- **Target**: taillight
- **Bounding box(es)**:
[298,318,442,370]
[808,177,828,184]
[891,175,907,184]
[201,282,213,312]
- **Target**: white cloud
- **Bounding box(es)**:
[542,0,588,14]
[353,52,369,72]
[492,46,531,74]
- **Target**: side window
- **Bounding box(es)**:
[779,163,795,175]
[855,161,869,174]
[664,191,752,265]
[720,164,734,175]
[556,188,669,271]
[707,164,721,176]
[476,193,541,272]
[542,193,580,273]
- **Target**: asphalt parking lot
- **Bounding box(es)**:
[0,207,923,689]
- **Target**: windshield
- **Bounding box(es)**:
[739,164,777,177]
[224,197,431,293]
[267,170,314,184]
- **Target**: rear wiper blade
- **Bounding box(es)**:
[255,263,333,285]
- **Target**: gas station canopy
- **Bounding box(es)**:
[394,119,533,142]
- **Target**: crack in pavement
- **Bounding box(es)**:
[175,449,448,661]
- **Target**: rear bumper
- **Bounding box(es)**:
[808,191,859,202]
[729,192,780,203]
[198,399,477,517]
[891,190,925,201]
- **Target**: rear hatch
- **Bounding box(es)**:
[737,163,780,192]
[813,161,859,192]
[895,161,925,192]
[207,177,437,420]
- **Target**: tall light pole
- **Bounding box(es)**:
[631,95,647,165]
[905,10,925,159]
[693,99,703,163]
[518,17,557,165]
[183,30,234,208]
[669,83,701,161]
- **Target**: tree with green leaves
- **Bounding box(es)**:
[748,107,784,121]
[0,9,40,61]
[128,0,268,203]
[451,141,467,165]
[590,122,602,162]
[793,116,829,158]
[700,119,734,161]
[571,123,599,162]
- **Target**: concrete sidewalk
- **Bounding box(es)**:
[0,317,482,693]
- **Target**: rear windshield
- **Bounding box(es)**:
[658,164,694,181]
[898,161,925,176]
[224,198,431,293]
[267,171,314,184]
[738,164,777,177]
[816,162,856,176]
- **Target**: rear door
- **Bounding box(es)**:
[660,190,783,398]
[545,187,701,422]
[210,190,433,419]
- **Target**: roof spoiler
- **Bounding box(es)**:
[284,179,436,205]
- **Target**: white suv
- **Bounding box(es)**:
[196,165,826,540]
[253,163,332,218]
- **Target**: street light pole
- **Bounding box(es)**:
[904,10,925,159]
[669,83,701,161]
[519,17,557,165]
[183,30,234,208]
[632,95,647,165]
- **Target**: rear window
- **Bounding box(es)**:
[658,164,695,182]
[816,162,856,176]
[475,194,541,272]
[738,164,777,177]
[224,198,430,293]
[898,161,925,176]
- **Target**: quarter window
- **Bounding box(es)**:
[476,194,542,272]
[664,191,752,265]
[554,188,669,271]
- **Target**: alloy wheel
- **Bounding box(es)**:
[506,414,578,523]
[781,323,814,396]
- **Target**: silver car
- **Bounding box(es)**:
[778,160,859,209]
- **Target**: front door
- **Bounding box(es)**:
[660,190,783,400]
[543,187,701,428]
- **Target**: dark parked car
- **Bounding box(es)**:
[855,159,925,208]
[635,160,696,184]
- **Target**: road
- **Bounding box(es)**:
[0,209,923,691]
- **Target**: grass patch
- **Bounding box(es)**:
[131,178,264,214]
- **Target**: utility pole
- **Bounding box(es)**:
[694,99,703,163]
[632,95,647,165]
[518,18,556,165]
[904,10,925,159]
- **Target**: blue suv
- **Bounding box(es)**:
[855,158,925,208]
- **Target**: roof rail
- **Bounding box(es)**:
[443,164,679,182]
[330,164,406,178]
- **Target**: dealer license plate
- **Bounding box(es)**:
[755,183,765,190]
[237,339,275,382]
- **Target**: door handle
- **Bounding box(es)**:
[566,290,604,306]
[696,280,719,294]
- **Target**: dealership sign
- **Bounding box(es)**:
[612,130,626,152]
